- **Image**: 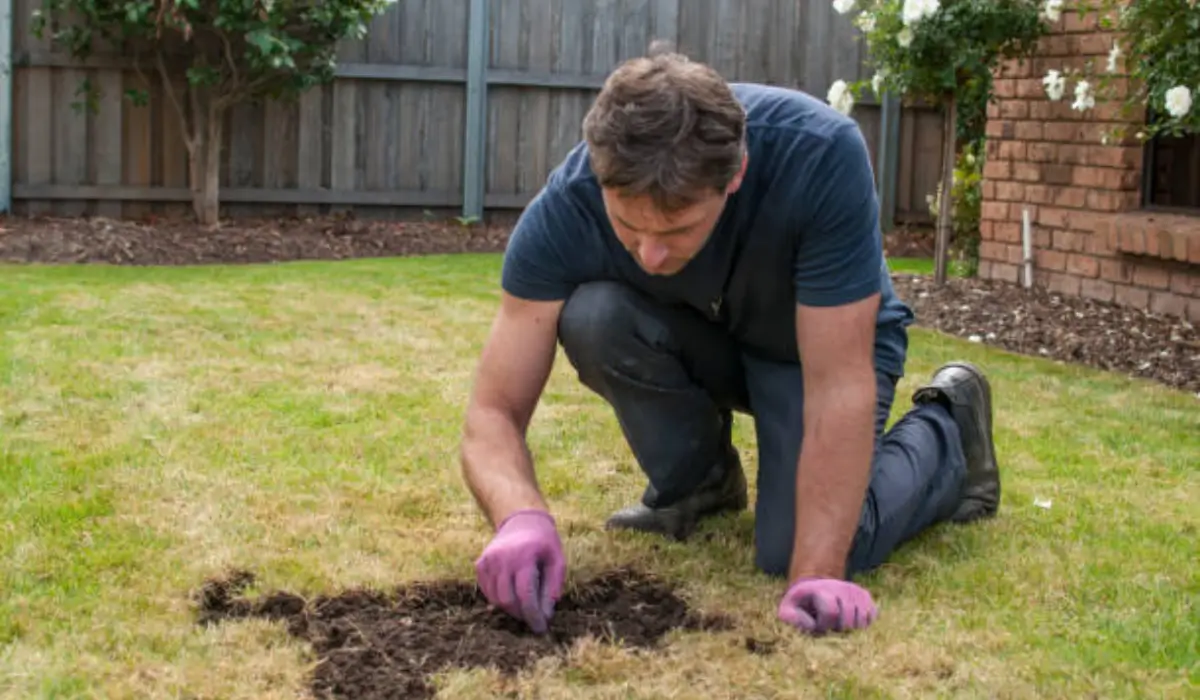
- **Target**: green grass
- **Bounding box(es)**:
[1,254,1196,699]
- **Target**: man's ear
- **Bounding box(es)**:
[726,152,749,194]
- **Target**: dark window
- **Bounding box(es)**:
[1143,127,1200,211]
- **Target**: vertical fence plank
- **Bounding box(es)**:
[92,69,124,218]
[296,86,325,215]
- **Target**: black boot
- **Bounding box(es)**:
[605,412,748,541]
[911,361,1001,522]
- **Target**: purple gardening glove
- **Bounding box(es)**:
[777,577,877,635]
[475,509,565,634]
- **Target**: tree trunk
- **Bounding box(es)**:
[183,83,225,226]
[934,95,958,287]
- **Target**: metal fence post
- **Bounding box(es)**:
[877,93,900,236]
[0,0,12,213]
[461,0,490,221]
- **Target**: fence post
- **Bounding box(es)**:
[0,0,12,213]
[461,0,490,221]
[876,93,900,236]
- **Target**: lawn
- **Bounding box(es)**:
[1,253,1196,699]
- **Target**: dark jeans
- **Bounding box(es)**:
[557,281,967,579]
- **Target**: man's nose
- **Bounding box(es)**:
[639,240,669,270]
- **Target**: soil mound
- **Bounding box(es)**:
[196,567,731,699]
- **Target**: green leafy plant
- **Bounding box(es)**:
[824,0,1053,283]
[31,0,395,225]
[1034,0,1200,144]
[926,140,983,276]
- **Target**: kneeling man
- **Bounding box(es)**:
[459,46,1000,637]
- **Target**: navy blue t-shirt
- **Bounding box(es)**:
[499,83,915,378]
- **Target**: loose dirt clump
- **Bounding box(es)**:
[196,567,732,700]
[892,274,1199,393]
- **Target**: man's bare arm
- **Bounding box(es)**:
[461,292,565,527]
[788,292,880,581]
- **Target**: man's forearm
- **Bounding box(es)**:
[788,370,877,581]
[461,404,548,527]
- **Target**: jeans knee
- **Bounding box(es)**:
[558,281,652,366]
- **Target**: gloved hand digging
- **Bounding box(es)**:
[475,509,566,634]
[777,577,877,635]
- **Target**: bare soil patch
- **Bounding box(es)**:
[892,274,1199,394]
[196,568,732,700]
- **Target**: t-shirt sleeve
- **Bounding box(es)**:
[791,122,884,307]
[500,185,593,301]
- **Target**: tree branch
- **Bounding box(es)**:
[155,47,196,156]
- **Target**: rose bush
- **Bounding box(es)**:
[1035,0,1200,143]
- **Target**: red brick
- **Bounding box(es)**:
[1016,77,1050,98]
[986,119,1008,139]
[979,220,995,241]
[994,222,1022,243]
[1118,227,1146,255]
[1048,272,1082,295]
[1054,230,1088,252]
[1027,143,1055,163]
[991,262,1020,283]
[998,141,1027,161]
[1088,189,1136,212]
[1169,231,1192,262]
[1189,299,1200,324]
[1015,121,1044,141]
[1082,229,1109,254]
[1014,163,1041,182]
[1043,164,1075,185]
[1170,270,1197,296]
[1086,146,1141,169]
[1067,253,1100,278]
[1011,203,1038,221]
[1114,284,1150,309]
[1150,292,1188,318]
[982,201,1009,222]
[987,101,1001,119]
[1000,101,1030,119]
[1080,278,1115,302]
[1064,10,1100,34]
[981,180,997,200]
[1037,249,1067,271]
[1042,35,1073,57]
[1039,207,1073,229]
[1024,185,1053,204]
[1035,229,1053,249]
[1189,232,1200,264]
[1101,258,1132,283]
[1045,122,1080,142]
[1056,145,1089,165]
[998,59,1033,78]
[1077,32,1116,55]
[993,79,1017,98]
[1052,187,1089,208]
[984,159,1013,180]
[1133,263,1171,290]
[996,181,1025,201]
[1075,166,1138,191]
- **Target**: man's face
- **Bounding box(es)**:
[601,156,747,276]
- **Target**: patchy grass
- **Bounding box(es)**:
[1,254,1196,699]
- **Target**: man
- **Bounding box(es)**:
[459,45,1000,637]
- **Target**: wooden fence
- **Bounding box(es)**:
[8,0,946,224]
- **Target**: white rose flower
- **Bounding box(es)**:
[1072,80,1095,111]
[1165,85,1192,118]
[872,71,885,95]
[1043,69,1065,101]
[833,0,856,14]
[897,27,914,47]
[856,11,876,32]
[1106,42,1121,73]
[902,0,939,26]
[827,79,855,115]
[1042,0,1063,22]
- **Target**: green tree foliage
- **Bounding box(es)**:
[32,0,395,224]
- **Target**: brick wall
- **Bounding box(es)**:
[978,8,1200,322]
